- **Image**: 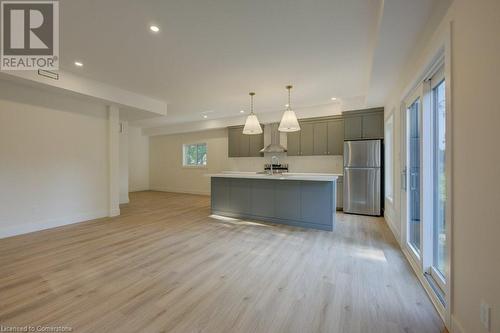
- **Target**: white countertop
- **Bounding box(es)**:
[208,171,340,182]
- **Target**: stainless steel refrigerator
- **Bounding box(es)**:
[343,140,382,216]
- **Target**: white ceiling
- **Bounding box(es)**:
[366,0,452,107]
[58,0,447,129]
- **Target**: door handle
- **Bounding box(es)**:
[401,168,407,191]
[410,172,418,191]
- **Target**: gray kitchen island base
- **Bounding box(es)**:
[211,177,337,231]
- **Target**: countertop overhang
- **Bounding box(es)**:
[208,172,339,182]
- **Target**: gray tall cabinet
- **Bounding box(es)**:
[343,108,384,140]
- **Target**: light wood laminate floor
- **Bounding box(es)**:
[0,191,445,333]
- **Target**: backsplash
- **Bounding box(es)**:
[226,153,344,174]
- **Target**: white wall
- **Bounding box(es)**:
[128,126,150,192]
[384,1,500,332]
[119,121,129,204]
[0,81,111,238]
[149,128,343,195]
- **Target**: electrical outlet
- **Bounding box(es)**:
[480,301,491,331]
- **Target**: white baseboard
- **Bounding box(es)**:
[384,211,456,332]
[129,184,151,192]
[0,209,109,239]
[108,208,121,217]
[119,195,129,205]
[150,186,210,196]
[384,212,401,246]
[129,188,150,193]
[451,315,465,333]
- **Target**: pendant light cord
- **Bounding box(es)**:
[249,92,255,115]
[288,88,291,109]
[286,85,293,110]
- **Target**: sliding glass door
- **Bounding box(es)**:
[403,87,423,261]
[401,64,448,303]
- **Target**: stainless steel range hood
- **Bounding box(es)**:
[260,123,287,153]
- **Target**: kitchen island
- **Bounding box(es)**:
[209,172,338,231]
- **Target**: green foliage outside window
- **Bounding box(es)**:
[184,143,207,166]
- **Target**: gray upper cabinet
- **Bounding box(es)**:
[239,133,250,157]
[313,122,328,155]
[228,126,263,157]
[300,123,314,155]
[228,127,241,157]
[344,116,362,140]
[343,108,384,140]
[287,116,343,156]
[327,119,344,155]
[361,113,384,139]
[286,131,301,156]
[249,132,264,157]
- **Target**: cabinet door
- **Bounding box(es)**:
[228,179,252,214]
[275,181,301,220]
[249,133,264,157]
[313,122,328,155]
[239,133,250,157]
[300,181,333,225]
[327,119,344,155]
[251,179,275,217]
[228,127,241,157]
[362,113,384,139]
[211,177,230,212]
[287,131,301,156]
[344,116,362,140]
[300,123,314,155]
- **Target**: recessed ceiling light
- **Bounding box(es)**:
[150,25,160,33]
[203,115,208,119]
[74,61,83,67]
[331,97,337,101]
[240,110,245,113]
[285,104,289,107]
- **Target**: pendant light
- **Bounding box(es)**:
[278,85,300,132]
[242,92,263,135]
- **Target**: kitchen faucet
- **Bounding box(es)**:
[270,155,279,175]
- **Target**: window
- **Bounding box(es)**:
[183,143,207,167]
[385,114,394,202]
